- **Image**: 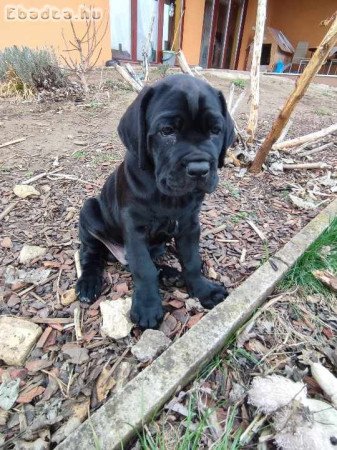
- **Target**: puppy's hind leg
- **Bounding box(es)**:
[76,198,109,304]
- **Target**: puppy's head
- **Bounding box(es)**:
[118,74,235,196]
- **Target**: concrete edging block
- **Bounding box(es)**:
[56,198,337,450]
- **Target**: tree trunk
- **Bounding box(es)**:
[250,12,337,173]
[246,0,267,142]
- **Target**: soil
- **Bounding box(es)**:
[0,67,336,448]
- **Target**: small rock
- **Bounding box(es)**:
[19,245,47,264]
[100,297,133,340]
[131,329,171,362]
[5,266,50,285]
[73,140,88,146]
[0,378,20,410]
[61,288,77,306]
[13,185,40,198]
[0,317,42,365]
[1,237,12,248]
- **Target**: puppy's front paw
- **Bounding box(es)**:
[191,278,228,309]
[130,293,164,329]
[76,273,102,304]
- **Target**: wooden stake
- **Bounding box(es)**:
[246,0,267,142]
[250,12,337,173]
[113,61,143,92]
[176,50,194,76]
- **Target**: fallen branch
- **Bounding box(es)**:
[74,250,82,279]
[74,307,83,341]
[295,142,334,157]
[312,269,337,291]
[18,273,59,297]
[251,13,337,172]
[282,162,331,170]
[247,220,267,242]
[21,168,63,185]
[0,137,26,149]
[176,50,194,76]
[47,173,101,188]
[0,202,18,221]
[273,123,337,151]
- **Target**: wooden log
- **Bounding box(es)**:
[246,0,267,142]
[282,162,331,170]
[295,142,333,157]
[113,62,142,92]
[250,12,337,173]
[176,50,194,77]
[273,122,337,151]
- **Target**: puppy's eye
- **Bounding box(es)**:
[161,126,175,136]
[210,126,221,135]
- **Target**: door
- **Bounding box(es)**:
[200,0,247,69]
[109,0,176,63]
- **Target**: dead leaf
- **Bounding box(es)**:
[115,282,129,295]
[61,288,77,306]
[289,194,318,210]
[187,312,204,328]
[96,367,116,402]
[13,184,40,198]
[25,359,52,373]
[245,338,268,354]
[312,270,337,292]
[17,386,45,404]
[19,245,47,264]
[62,344,89,365]
[208,267,218,280]
[168,299,184,309]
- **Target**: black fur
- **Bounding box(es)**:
[76,74,235,329]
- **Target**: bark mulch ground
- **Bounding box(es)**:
[0,68,336,448]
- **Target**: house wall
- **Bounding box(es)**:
[181,0,206,65]
[0,0,111,65]
[237,0,336,70]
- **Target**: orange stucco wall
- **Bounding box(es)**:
[181,0,205,65]
[0,1,111,65]
[237,0,336,70]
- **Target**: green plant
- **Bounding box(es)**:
[281,217,337,294]
[233,79,246,89]
[0,46,67,97]
[72,150,87,159]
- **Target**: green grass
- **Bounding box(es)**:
[72,150,87,159]
[281,217,337,294]
[233,79,246,90]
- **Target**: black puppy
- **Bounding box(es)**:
[76,74,235,328]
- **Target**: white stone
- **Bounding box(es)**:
[19,245,47,264]
[0,317,42,365]
[100,297,133,340]
[131,329,171,362]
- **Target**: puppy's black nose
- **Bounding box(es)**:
[187,161,210,178]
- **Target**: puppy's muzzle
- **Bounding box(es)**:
[186,161,210,178]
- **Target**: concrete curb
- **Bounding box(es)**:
[56,198,337,450]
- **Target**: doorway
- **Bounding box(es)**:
[109,0,176,63]
[200,0,247,69]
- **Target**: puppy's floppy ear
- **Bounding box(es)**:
[117,86,154,170]
[217,90,235,168]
